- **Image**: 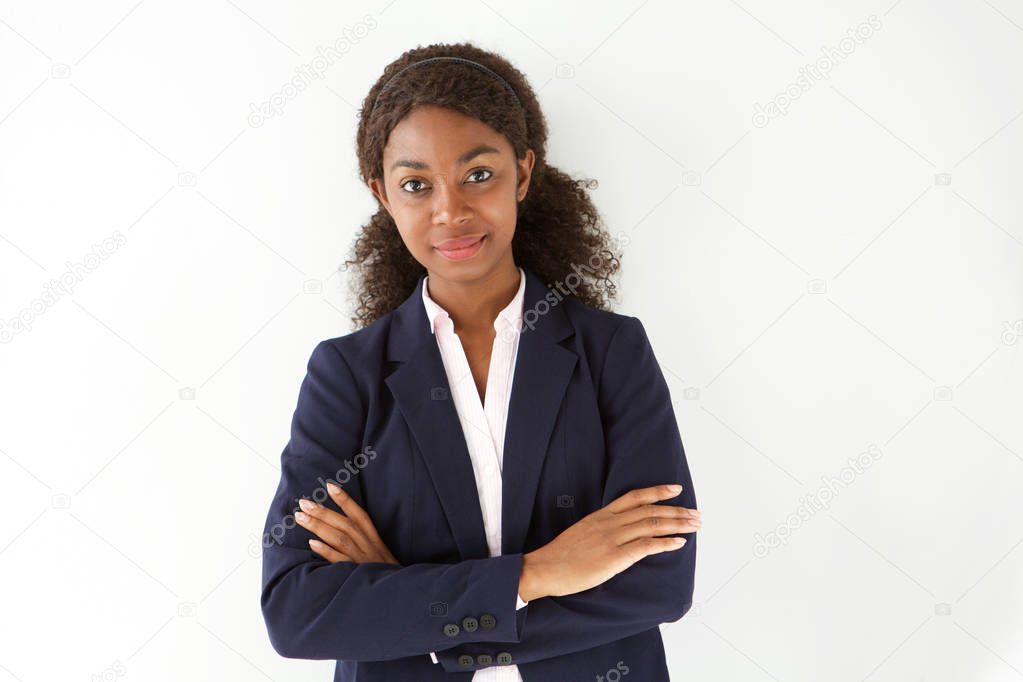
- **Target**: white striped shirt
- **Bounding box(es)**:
[423,266,529,680]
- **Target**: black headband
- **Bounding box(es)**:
[369,56,523,117]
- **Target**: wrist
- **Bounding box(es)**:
[518,551,547,602]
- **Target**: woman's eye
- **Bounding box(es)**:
[400,170,491,194]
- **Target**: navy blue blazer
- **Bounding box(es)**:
[260,265,698,681]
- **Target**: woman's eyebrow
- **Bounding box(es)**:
[389,144,501,172]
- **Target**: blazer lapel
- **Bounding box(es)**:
[384,266,577,561]
[501,271,577,555]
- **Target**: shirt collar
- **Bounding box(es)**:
[422,266,526,335]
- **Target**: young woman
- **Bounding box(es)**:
[260,41,701,682]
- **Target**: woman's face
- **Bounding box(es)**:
[368,104,535,283]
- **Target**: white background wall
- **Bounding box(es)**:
[1,1,1021,680]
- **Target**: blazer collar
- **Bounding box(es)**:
[383,266,578,559]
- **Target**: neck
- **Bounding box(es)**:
[426,257,520,335]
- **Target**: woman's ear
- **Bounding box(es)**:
[368,177,392,216]
[517,149,535,202]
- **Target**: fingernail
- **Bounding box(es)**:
[668,484,682,493]
[327,482,342,495]
[298,498,316,512]
[295,511,308,522]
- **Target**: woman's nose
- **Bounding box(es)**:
[431,183,472,227]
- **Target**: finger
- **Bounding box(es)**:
[325,484,397,562]
[613,504,702,528]
[326,483,388,546]
[299,498,371,556]
[613,516,699,545]
[299,500,399,564]
[619,535,688,563]
[295,510,368,561]
[605,484,683,514]
[309,539,353,564]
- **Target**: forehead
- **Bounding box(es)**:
[383,105,512,169]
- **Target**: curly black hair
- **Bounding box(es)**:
[343,41,623,329]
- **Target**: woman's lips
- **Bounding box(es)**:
[435,235,485,261]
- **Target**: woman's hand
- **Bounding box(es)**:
[519,484,701,600]
[294,482,401,566]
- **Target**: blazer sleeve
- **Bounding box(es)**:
[435,316,698,672]
[260,340,527,661]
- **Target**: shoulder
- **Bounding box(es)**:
[558,294,650,341]
[557,300,669,408]
[305,290,655,371]
[556,296,655,370]
[305,309,395,374]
